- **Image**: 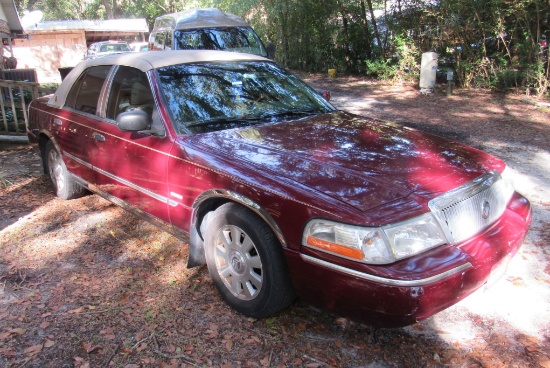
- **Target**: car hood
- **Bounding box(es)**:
[188,111,504,212]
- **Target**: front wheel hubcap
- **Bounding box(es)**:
[213,225,263,300]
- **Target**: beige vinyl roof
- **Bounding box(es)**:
[154,8,249,30]
[49,50,267,109]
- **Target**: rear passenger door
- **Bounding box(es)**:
[54,65,112,184]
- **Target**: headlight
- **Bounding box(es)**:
[303,213,447,265]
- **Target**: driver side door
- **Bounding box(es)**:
[87,66,174,223]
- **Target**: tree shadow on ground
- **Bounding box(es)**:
[0,176,53,231]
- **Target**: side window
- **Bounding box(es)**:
[65,65,111,115]
[106,66,154,120]
[152,31,166,50]
[165,31,172,50]
[106,66,164,136]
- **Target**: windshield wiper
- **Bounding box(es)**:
[186,116,264,128]
[186,109,325,129]
[260,108,325,120]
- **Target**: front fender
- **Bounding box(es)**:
[186,189,287,268]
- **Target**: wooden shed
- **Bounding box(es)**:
[12,19,149,83]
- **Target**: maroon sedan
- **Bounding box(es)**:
[27,51,531,327]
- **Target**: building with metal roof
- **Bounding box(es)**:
[11,18,149,83]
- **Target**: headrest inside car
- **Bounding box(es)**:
[131,82,153,105]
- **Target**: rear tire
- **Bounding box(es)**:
[44,140,87,200]
[204,203,295,318]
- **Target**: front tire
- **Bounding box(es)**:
[44,140,86,200]
[204,203,295,318]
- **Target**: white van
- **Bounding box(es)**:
[148,8,275,58]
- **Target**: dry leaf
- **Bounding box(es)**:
[44,340,55,348]
[23,343,43,355]
[40,321,51,329]
[120,347,132,354]
[100,327,115,335]
[165,343,176,353]
[86,345,103,354]
[305,363,323,368]
[9,328,26,335]
[68,307,84,314]
[539,360,550,368]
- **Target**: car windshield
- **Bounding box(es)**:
[156,61,335,135]
[174,27,267,57]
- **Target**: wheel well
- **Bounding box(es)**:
[186,197,231,268]
[38,134,50,155]
[187,191,287,268]
[38,134,51,173]
[193,197,231,240]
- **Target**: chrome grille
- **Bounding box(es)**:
[429,171,514,244]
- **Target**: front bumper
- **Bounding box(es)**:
[287,192,531,327]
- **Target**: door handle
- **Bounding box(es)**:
[92,132,105,142]
[53,118,62,126]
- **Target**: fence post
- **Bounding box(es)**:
[17,83,30,130]
[0,90,7,132]
[6,81,20,133]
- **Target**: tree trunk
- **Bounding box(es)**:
[365,0,384,56]
[337,0,352,72]
[360,0,372,59]
[102,0,114,19]
[280,0,290,67]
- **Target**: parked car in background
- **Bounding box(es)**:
[26,50,531,327]
[84,40,131,60]
[129,42,148,52]
[149,8,274,58]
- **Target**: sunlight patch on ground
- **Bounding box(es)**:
[1,204,117,265]
[0,177,36,193]
[332,97,389,115]
[410,261,550,347]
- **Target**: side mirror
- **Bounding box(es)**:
[116,110,150,131]
[266,42,276,59]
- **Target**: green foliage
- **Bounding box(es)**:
[494,69,525,92]
[0,177,13,189]
[365,35,420,83]
[17,0,549,96]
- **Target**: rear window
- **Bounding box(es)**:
[99,43,130,53]
[65,65,112,115]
